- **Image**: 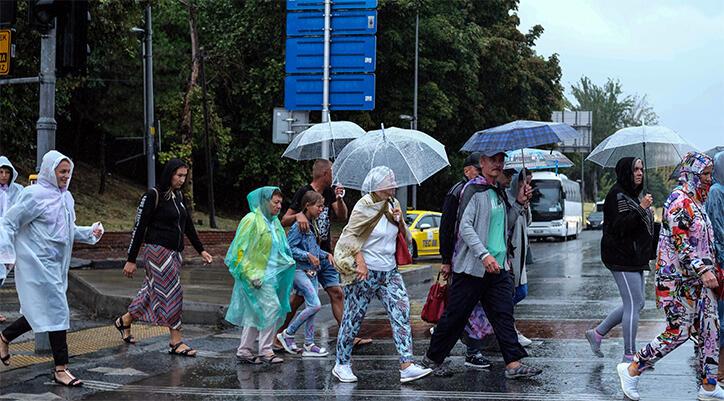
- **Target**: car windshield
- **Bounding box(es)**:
[589,212,603,219]
[530,180,563,221]
[405,213,419,226]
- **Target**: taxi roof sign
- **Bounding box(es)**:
[0,29,10,76]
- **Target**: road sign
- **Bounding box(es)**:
[286,36,375,74]
[287,10,377,37]
[0,29,11,76]
[285,74,375,110]
[287,0,377,11]
[272,107,311,144]
[552,111,593,153]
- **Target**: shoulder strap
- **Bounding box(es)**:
[151,188,159,210]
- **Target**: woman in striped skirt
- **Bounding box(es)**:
[116,159,213,356]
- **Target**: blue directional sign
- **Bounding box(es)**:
[287,10,377,37]
[286,36,375,74]
[285,74,375,111]
[287,0,377,11]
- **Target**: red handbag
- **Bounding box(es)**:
[421,272,448,324]
[395,230,413,266]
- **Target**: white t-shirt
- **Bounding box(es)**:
[361,216,399,271]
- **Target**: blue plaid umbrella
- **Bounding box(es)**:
[461,120,580,154]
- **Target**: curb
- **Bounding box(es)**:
[67,264,434,326]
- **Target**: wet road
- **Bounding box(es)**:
[0,231,704,400]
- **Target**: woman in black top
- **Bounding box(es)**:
[586,157,655,362]
[115,159,213,356]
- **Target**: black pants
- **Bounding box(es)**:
[426,271,527,365]
[2,316,69,366]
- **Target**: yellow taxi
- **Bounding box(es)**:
[404,210,441,259]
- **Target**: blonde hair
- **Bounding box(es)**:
[312,159,332,180]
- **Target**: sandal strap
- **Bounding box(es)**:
[0,333,9,345]
[115,318,131,330]
[170,341,186,352]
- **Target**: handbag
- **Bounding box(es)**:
[395,230,413,266]
[421,272,448,324]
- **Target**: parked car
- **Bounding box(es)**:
[586,211,604,229]
[404,210,441,259]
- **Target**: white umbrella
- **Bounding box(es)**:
[586,125,698,168]
[332,126,449,191]
[282,120,365,160]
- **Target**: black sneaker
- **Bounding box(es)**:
[422,356,454,377]
[464,353,492,369]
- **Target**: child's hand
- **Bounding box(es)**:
[308,253,320,267]
[327,254,335,267]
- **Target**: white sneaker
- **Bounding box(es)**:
[517,331,533,347]
[617,362,640,400]
[698,384,724,400]
[429,326,435,335]
[332,363,358,383]
[302,343,329,357]
[400,363,433,383]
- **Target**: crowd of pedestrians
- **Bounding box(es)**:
[0,148,723,397]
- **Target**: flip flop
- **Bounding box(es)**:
[353,337,373,347]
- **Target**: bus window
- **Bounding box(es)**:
[530,180,563,221]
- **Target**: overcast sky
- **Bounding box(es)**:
[517,0,723,152]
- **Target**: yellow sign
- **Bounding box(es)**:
[0,29,10,76]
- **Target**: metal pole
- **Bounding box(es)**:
[199,49,217,228]
[36,23,57,171]
[144,3,156,189]
[34,21,57,354]
[320,0,331,159]
[409,9,420,209]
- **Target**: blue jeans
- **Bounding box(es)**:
[286,270,322,344]
[336,269,414,365]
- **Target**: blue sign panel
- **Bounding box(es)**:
[287,0,377,11]
[285,74,375,111]
[286,36,375,74]
[287,10,377,36]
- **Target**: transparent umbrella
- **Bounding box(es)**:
[282,120,365,160]
[586,125,698,168]
[332,126,450,191]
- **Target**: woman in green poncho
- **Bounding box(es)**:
[225,186,296,364]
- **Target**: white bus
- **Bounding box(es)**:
[527,171,583,240]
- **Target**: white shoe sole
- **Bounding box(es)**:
[518,338,533,347]
[617,363,640,401]
[332,368,358,383]
[400,368,433,383]
[464,361,492,370]
[698,392,724,401]
[302,351,329,357]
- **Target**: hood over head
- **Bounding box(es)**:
[0,156,19,186]
[713,151,724,186]
[361,166,397,195]
[38,150,74,190]
[614,157,643,198]
[676,151,713,203]
[246,186,281,220]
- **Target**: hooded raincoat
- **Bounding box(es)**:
[0,156,24,282]
[635,152,718,385]
[0,151,102,332]
[224,187,295,330]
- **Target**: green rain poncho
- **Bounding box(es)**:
[224,186,295,330]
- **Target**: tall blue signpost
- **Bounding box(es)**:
[285,0,377,158]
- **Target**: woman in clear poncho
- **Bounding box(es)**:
[0,156,24,323]
[332,166,432,384]
[706,151,724,382]
[225,186,295,364]
[0,151,103,387]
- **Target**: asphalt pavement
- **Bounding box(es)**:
[0,230,705,400]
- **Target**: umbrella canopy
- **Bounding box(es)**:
[705,146,724,158]
[461,120,580,154]
[586,125,698,168]
[282,120,365,160]
[505,148,574,170]
[332,126,449,191]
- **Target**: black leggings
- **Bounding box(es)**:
[2,316,69,366]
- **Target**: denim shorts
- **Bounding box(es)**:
[316,258,340,289]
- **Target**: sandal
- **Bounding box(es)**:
[52,368,83,387]
[0,333,10,366]
[236,354,262,365]
[260,354,284,364]
[169,341,197,357]
[113,316,136,344]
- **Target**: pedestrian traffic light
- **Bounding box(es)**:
[28,0,59,33]
[0,0,17,28]
[56,0,90,76]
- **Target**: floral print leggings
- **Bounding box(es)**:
[635,283,719,385]
[336,269,414,365]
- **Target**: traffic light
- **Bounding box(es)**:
[0,0,17,28]
[56,0,89,76]
[28,0,59,33]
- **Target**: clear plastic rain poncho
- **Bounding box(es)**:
[0,156,24,283]
[705,151,724,267]
[0,151,102,332]
[224,186,295,330]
